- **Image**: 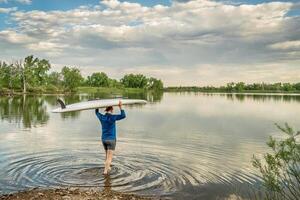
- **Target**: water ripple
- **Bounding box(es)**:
[0,139,261,196]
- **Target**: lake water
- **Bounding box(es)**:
[0,92,300,199]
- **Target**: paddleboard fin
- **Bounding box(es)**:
[57,98,66,109]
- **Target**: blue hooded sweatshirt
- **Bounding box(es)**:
[95,109,126,141]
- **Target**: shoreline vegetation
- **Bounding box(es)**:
[164,82,300,94]
[0,86,147,95]
[252,124,300,200]
[1,56,300,96]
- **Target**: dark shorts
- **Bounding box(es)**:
[102,140,116,150]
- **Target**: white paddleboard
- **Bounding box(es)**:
[52,99,147,113]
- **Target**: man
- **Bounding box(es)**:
[95,101,126,175]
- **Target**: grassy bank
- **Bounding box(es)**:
[77,87,145,94]
[0,86,146,95]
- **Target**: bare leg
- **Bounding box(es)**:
[105,149,108,162]
[103,150,114,175]
[107,150,113,172]
[104,149,108,168]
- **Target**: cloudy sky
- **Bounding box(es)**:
[0,0,299,86]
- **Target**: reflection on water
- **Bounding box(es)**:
[0,95,50,128]
[81,90,163,104]
[224,93,300,102]
[0,91,163,124]
[0,92,300,199]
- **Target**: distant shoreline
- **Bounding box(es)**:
[163,89,300,94]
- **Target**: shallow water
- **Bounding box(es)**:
[0,92,300,199]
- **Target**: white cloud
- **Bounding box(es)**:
[10,1,294,43]
[101,0,120,9]
[16,0,31,4]
[269,40,300,50]
[0,6,16,13]
[0,30,34,43]
[26,41,69,57]
[0,0,31,4]
[0,0,299,85]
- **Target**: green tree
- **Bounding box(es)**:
[23,55,51,88]
[35,59,51,85]
[274,83,282,91]
[0,61,22,90]
[108,78,122,88]
[252,123,300,200]
[11,63,22,89]
[282,83,294,92]
[121,74,148,88]
[226,82,235,92]
[47,72,62,86]
[86,72,109,87]
[61,66,83,91]
[0,61,11,88]
[147,77,164,90]
[294,83,300,91]
[235,82,245,92]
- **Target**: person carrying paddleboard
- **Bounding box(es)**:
[95,100,126,175]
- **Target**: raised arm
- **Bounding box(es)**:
[95,108,103,120]
[115,100,126,121]
[115,109,126,121]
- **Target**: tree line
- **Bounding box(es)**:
[165,82,300,93]
[0,55,164,93]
